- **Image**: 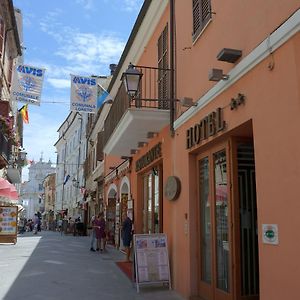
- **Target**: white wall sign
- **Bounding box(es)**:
[262,224,279,245]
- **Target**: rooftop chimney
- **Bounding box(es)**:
[109,64,117,75]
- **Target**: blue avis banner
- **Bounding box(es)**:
[70,75,97,114]
[11,64,46,106]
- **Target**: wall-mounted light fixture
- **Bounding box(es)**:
[179,97,197,107]
[121,63,143,98]
[89,140,94,146]
[19,148,27,160]
[72,178,79,188]
[217,48,242,63]
[208,68,229,82]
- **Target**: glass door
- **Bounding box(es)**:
[142,166,161,234]
[198,144,232,300]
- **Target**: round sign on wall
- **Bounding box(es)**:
[164,176,181,201]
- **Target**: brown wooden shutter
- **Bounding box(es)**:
[157,24,169,109]
[0,19,4,57]
[96,131,104,161]
[193,0,211,39]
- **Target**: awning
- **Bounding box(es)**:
[0,178,19,200]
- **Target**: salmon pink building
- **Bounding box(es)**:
[102,1,300,299]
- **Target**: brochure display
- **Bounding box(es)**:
[133,233,171,292]
[0,206,18,244]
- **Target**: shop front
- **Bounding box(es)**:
[133,142,163,235]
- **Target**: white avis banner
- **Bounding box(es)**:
[70,75,97,114]
[11,64,45,106]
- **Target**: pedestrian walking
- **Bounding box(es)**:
[121,212,133,262]
[89,215,96,251]
[33,214,39,235]
[94,213,106,252]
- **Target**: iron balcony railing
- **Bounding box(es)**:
[103,65,171,147]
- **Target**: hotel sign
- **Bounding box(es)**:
[186,107,226,149]
[136,143,162,172]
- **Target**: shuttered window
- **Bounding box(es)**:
[192,0,211,41]
[0,18,4,58]
[96,131,104,161]
[157,24,169,109]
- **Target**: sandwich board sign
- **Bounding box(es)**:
[0,206,18,244]
[133,233,171,293]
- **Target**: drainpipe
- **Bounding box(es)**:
[169,0,175,137]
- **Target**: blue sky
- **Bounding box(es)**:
[13,0,143,180]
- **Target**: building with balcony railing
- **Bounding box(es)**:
[100,1,300,299]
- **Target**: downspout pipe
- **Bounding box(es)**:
[169,0,175,137]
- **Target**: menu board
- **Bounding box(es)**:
[133,233,171,292]
[0,206,18,235]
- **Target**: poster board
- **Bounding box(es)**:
[133,233,171,292]
[0,206,18,244]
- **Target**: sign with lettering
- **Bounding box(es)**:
[70,75,97,114]
[133,233,171,292]
[135,143,162,172]
[186,107,226,149]
[11,64,45,105]
[0,206,18,235]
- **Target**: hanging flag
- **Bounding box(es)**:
[97,83,113,108]
[70,75,97,114]
[63,174,70,185]
[18,104,29,124]
[11,64,45,106]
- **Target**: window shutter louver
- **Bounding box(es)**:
[96,131,104,161]
[192,0,211,40]
[157,25,169,109]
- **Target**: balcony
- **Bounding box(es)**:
[103,66,171,157]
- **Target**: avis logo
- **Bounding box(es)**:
[76,87,92,102]
[73,77,96,86]
[19,76,36,92]
[17,65,43,77]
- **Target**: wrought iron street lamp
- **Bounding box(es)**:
[72,177,80,188]
[121,63,143,98]
[19,149,27,160]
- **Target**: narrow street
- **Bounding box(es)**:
[0,231,183,300]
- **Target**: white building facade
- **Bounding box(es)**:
[54,112,87,219]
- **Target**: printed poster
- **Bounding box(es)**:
[0,206,18,235]
[134,234,170,284]
[11,64,45,105]
[70,75,97,114]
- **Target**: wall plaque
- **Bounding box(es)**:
[164,176,181,201]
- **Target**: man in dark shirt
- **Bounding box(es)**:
[121,212,133,262]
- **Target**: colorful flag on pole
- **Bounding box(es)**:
[63,174,70,185]
[97,83,113,108]
[18,104,29,124]
[11,64,45,106]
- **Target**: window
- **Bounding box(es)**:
[192,0,211,41]
[157,25,169,109]
[142,167,161,234]
[0,18,4,57]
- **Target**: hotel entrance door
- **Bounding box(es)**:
[197,140,259,300]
